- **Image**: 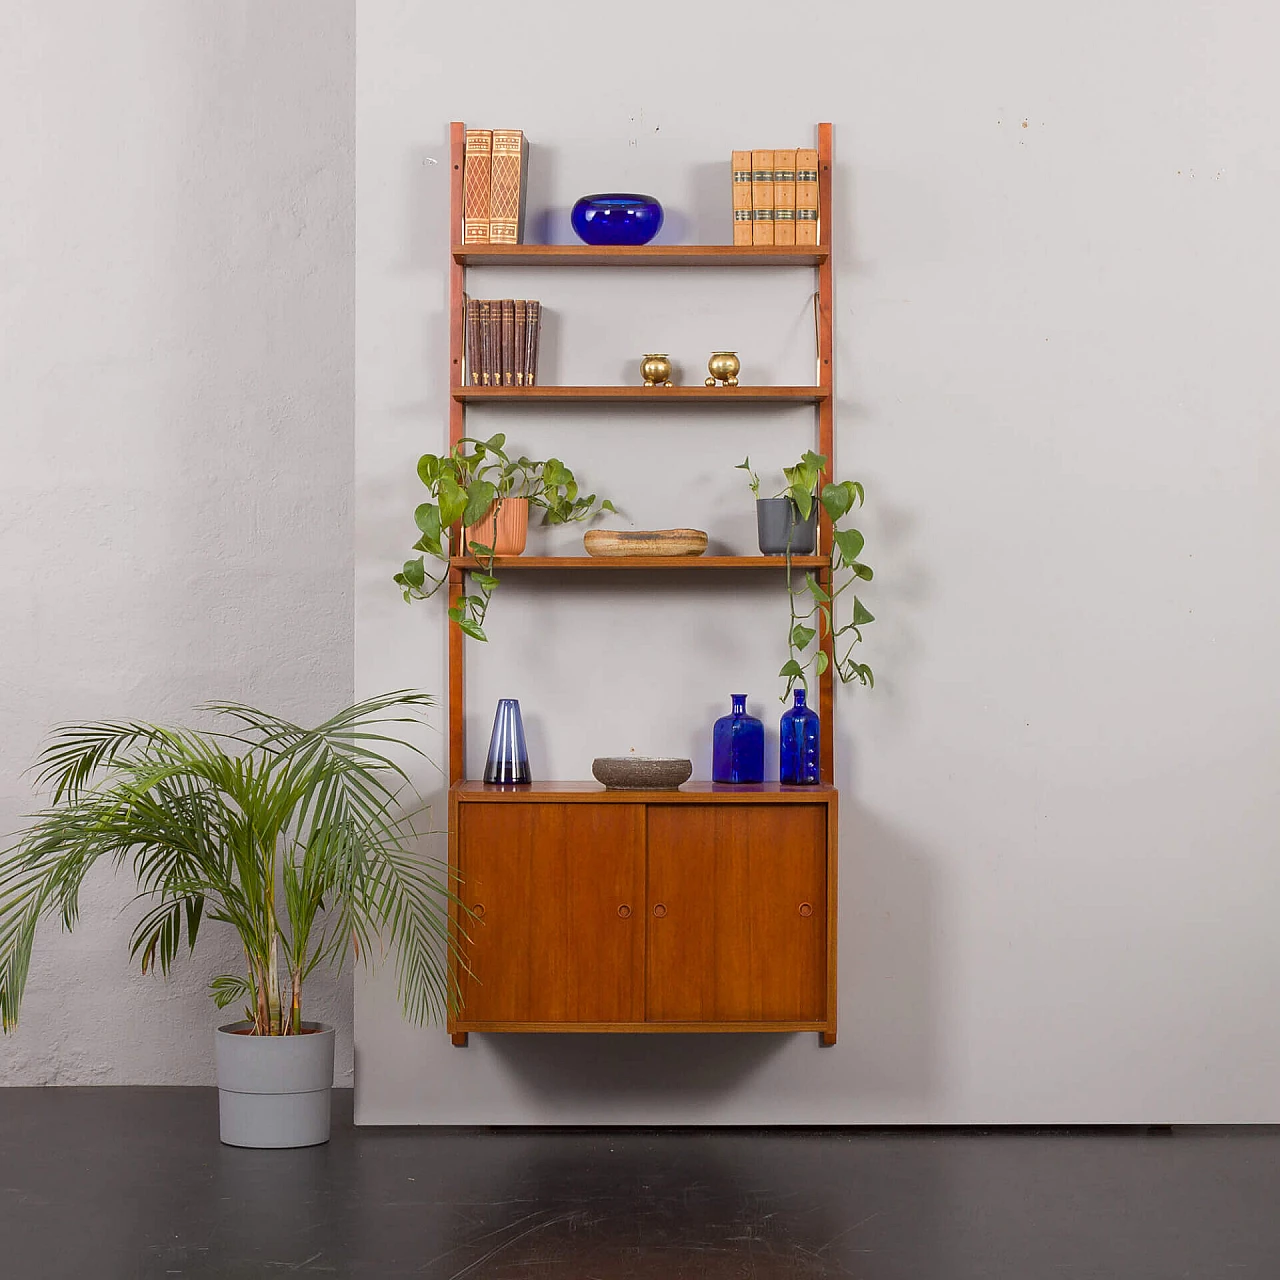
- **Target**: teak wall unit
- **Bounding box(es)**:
[445,122,838,1047]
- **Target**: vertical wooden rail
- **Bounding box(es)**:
[448,123,469,1044]
[816,122,836,785]
[448,122,467,789]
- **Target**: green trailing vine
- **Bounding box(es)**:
[738,451,876,699]
[395,433,613,641]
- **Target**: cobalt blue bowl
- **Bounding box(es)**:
[570,193,664,246]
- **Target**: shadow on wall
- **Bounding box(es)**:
[485,1031,787,1104]
[839,801,939,1107]
[476,802,939,1117]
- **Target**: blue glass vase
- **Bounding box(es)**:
[571,193,664,246]
[712,694,764,784]
[483,698,531,784]
[779,688,821,785]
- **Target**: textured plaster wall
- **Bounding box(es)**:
[0,2,355,1084]
[355,1,1280,1122]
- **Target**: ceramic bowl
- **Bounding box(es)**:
[591,756,693,790]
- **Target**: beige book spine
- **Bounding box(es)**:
[462,130,492,244]
[751,149,774,246]
[732,150,753,246]
[489,129,527,244]
[795,147,819,246]
[773,149,796,246]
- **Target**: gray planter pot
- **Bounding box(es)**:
[757,497,817,555]
[215,1021,335,1149]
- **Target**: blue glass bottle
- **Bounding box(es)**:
[483,698,531,784]
[712,694,764,784]
[779,688,821,785]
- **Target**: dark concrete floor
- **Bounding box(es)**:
[2,1089,1280,1278]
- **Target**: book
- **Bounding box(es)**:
[751,150,775,246]
[489,129,528,244]
[526,301,541,386]
[500,300,515,386]
[473,299,486,384]
[732,150,753,247]
[513,300,527,385]
[773,149,796,246]
[463,130,492,243]
[464,296,479,385]
[795,147,819,246]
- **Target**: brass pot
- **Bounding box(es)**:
[640,353,673,386]
[705,350,740,387]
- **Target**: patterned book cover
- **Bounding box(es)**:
[773,149,796,246]
[526,301,540,386]
[732,150,753,246]
[463,130,492,244]
[513,300,527,386]
[489,129,528,244]
[478,299,493,385]
[795,147,819,246]
[751,150,775,246]
[500,299,515,386]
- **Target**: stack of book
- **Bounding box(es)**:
[464,299,542,386]
[731,149,820,247]
[462,128,529,244]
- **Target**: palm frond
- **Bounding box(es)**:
[0,691,452,1033]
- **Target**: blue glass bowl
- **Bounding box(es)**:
[571,193,664,246]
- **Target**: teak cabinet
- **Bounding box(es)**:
[450,785,838,1041]
[444,123,840,1047]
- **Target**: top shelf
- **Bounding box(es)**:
[452,245,829,268]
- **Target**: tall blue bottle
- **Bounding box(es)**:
[712,694,764,784]
[779,687,821,785]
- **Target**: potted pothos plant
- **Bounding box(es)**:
[738,453,876,698]
[0,692,453,1149]
[395,433,614,641]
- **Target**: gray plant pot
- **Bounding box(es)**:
[215,1021,335,1149]
[757,497,817,555]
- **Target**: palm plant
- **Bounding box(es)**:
[0,691,455,1036]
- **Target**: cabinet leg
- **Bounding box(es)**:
[451,1032,469,1048]
[820,1030,837,1047]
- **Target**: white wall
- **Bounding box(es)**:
[0,2,355,1084]
[355,0,1280,1123]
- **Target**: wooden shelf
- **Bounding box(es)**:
[451,554,830,571]
[453,780,837,804]
[452,244,829,267]
[453,385,828,404]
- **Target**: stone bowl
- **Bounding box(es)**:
[591,756,693,790]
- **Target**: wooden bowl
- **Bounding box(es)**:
[591,757,693,790]
[584,529,708,558]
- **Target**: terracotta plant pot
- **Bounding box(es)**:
[464,497,529,556]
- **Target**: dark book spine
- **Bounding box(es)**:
[528,301,541,386]
[513,300,527,386]
[464,297,478,385]
[478,300,492,385]
[501,300,515,386]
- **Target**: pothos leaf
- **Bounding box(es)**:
[832,528,865,565]
[790,624,817,652]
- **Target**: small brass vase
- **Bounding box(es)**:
[640,354,673,387]
[705,351,741,387]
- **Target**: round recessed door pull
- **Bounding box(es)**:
[472,903,486,918]
[653,903,667,918]
[799,902,814,917]
[617,904,632,919]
